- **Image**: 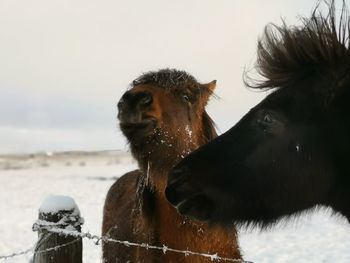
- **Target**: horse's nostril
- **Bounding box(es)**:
[172,166,189,177]
[118,91,152,108]
[165,186,178,205]
[167,166,189,187]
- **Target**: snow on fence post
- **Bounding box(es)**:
[32,195,84,263]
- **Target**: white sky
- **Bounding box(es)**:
[0,0,336,153]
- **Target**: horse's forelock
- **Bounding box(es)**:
[245,0,350,95]
[131,68,200,91]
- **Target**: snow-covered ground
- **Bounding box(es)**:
[1,151,350,263]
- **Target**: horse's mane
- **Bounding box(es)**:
[202,111,217,143]
[132,68,217,143]
[246,0,350,93]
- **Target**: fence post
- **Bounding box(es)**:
[32,195,83,263]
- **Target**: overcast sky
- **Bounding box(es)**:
[0,0,337,154]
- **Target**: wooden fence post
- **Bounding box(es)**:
[32,195,83,263]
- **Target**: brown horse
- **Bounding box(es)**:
[102,69,242,262]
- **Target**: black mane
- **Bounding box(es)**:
[131,69,200,91]
[246,0,350,95]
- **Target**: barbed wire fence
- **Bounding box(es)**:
[0,206,251,263]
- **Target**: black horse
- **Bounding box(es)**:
[166,1,350,228]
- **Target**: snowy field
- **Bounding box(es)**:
[1,151,350,263]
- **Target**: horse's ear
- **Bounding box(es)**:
[200,80,216,106]
[204,80,217,93]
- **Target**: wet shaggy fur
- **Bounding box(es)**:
[166,1,350,229]
[102,69,242,262]
[132,69,201,91]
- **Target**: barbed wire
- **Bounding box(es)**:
[0,221,251,262]
[0,239,82,261]
[0,247,33,261]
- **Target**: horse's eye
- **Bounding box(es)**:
[263,114,274,123]
[258,112,276,126]
[183,94,190,102]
